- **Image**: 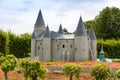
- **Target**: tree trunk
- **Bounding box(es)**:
[69,73,73,80]
[32,77,37,80]
[4,72,8,80]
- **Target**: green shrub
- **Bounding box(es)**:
[114,69,120,79]
[97,39,120,59]
[0,52,4,57]
[112,59,120,62]
[62,63,82,80]
[91,64,110,80]
[0,55,17,80]
[19,59,46,80]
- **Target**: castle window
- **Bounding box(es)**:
[38,46,40,49]
[57,44,59,50]
[75,48,77,51]
[63,44,65,48]
[70,45,72,48]
[56,40,57,42]
[40,43,42,45]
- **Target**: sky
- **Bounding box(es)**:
[0,0,120,34]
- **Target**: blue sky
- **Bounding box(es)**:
[0,0,120,34]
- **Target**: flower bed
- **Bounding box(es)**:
[42,61,120,68]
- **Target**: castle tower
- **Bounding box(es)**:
[31,32,36,57]
[89,26,97,60]
[31,10,46,57]
[43,26,52,61]
[34,10,46,36]
[58,24,64,34]
[74,16,89,61]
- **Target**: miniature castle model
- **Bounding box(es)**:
[31,10,97,62]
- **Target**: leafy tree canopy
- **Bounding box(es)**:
[95,7,120,39]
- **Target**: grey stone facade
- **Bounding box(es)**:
[31,10,97,62]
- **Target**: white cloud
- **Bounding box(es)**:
[106,0,120,8]
[0,0,120,34]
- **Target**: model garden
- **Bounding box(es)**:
[0,7,120,80]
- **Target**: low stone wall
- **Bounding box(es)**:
[45,66,120,76]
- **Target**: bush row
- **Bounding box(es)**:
[8,32,31,58]
[0,30,9,55]
[97,39,120,59]
[0,29,31,58]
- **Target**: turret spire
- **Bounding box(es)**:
[89,26,96,40]
[58,24,64,34]
[44,25,51,37]
[31,32,36,39]
[35,10,45,27]
[75,16,87,36]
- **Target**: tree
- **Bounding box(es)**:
[91,64,110,80]
[84,20,96,33]
[62,63,82,80]
[19,59,46,80]
[63,28,72,34]
[95,7,120,39]
[84,20,96,28]
[0,55,17,80]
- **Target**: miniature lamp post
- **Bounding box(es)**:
[99,49,104,61]
[99,39,105,61]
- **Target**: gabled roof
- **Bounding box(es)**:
[89,26,96,40]
[44,26,51,37]
[75,16,87,36]
[58,24,64,34]
[35,10,45,27]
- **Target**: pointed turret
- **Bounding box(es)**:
[89,26,96,40]
[75,16,87,36]
[35,10,45,27]
[58,24,64,34]
[31,32,36,39]
[44,25,51,37]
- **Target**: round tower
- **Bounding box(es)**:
[42,26,52,61]
[89,27,97,60]
[31,32,36,57]
[74,16,89,61]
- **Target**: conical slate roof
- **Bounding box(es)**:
[32,32,36,39]
[89,26,96,40]
[35,10,45,27]
[44,25,51,37]
[58,24,64,34]
[75,16,87,36]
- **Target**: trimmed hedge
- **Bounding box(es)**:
[97,39,120,59]
[8,32,31,58]
[0,29,9,55]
